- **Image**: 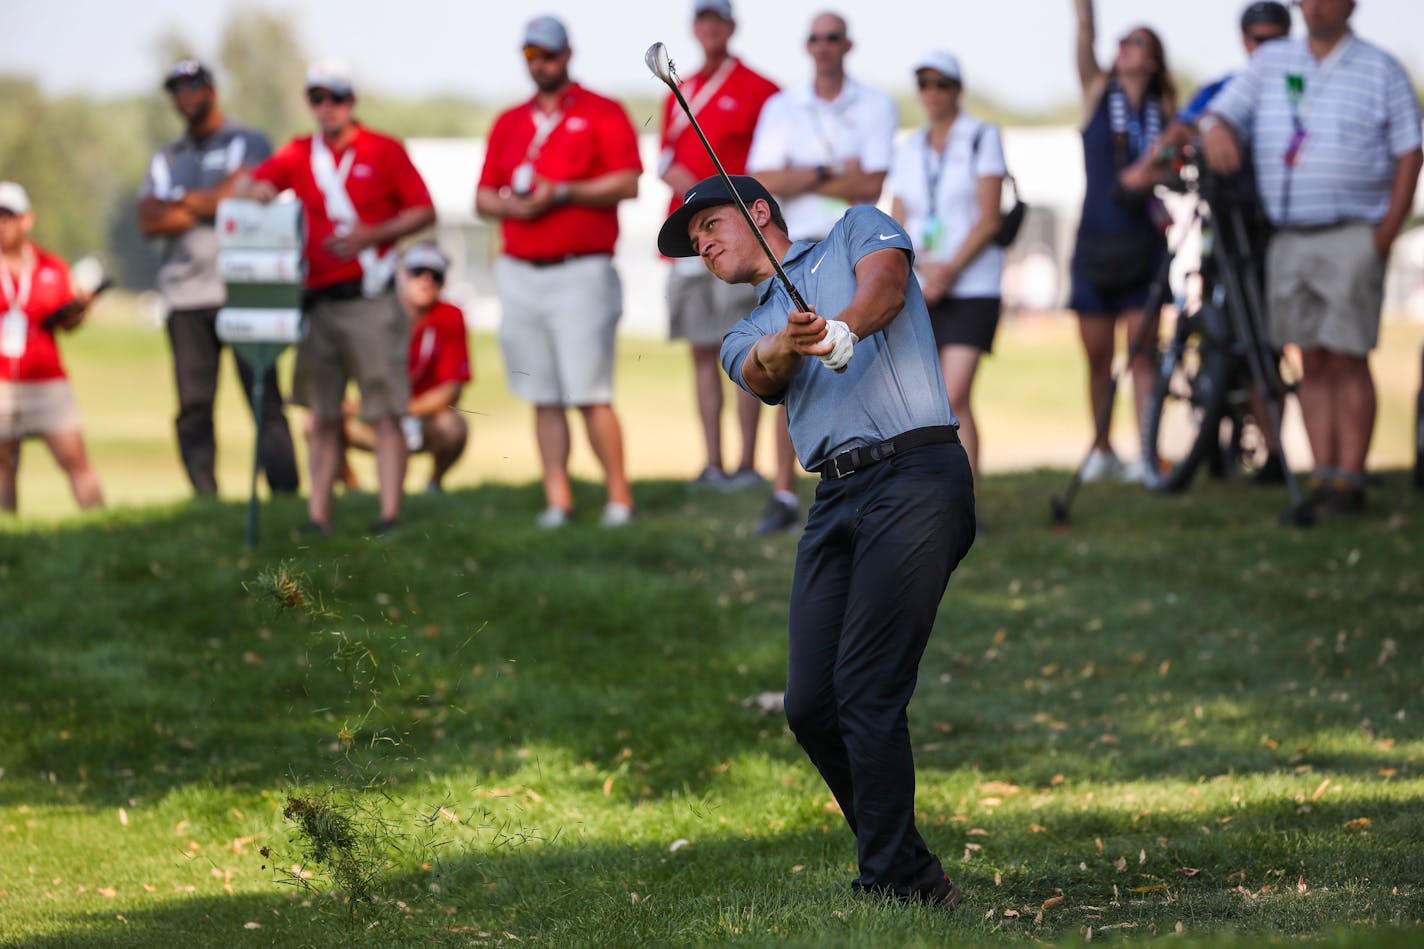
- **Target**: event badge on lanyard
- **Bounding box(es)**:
[1284,73,1307,167]
[0,263,32,359]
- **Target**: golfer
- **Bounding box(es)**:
[659,175,975,908]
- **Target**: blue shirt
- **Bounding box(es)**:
[1179,75,1232,125]
[720,206,956,472]
[1209,32,1422,226]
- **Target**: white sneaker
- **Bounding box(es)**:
[1080,448,1124,483]
[600,502,634,527]
[1120,459,1153,484]
[535,507,571,529]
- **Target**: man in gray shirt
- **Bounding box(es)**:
[138,59,298,499]
[659,175,974,909]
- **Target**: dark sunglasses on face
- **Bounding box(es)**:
[306,89,352,106]
[407,267,444,283]
[808,32,845,44]
[167,77,209,95]
[917,76,957,91]
[523,45,560,62]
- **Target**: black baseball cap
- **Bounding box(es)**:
[657,175,781,258]
[164,58,214,92]
[1240,1,1290,33]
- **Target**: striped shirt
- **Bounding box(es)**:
[1209,32,1421,227]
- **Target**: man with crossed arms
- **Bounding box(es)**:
[660,0,779,489]
[745,9,898,533]
[242,61,434,535]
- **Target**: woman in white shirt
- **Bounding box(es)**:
[888,51,1005,488]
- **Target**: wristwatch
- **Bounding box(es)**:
[1197,114,1222,134]
[554,182,573,205]
[814,164,832,182]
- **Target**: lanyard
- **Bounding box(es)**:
[807,86,856,163]
[525,102,569,165]
[667,57,736,143]
[0,253,34,314]
[921,127,950,209]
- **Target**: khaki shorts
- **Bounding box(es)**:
[294,292,409,421]
[1266,223,1385,356]
[495,255,622,406]
[0,379,83,440]
[667,258,759,347]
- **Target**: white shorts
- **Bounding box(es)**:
[667,259,759,347]
[1266,223,1385,356]
[0,379,84,440]
[495,254,622,406]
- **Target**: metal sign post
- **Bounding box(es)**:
[215,198,306,549]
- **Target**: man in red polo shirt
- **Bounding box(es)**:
[241,61,435,535]
[660,0,779,490]
[475,15,642,529]
[0,182,104,513]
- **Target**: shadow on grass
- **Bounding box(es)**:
[2,473,1420,810]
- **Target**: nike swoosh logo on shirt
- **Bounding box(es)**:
[877,233,897,240]
[810,252,830,274]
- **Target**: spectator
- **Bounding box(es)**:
[1202,0,1423,513]
[138,59,299,501]
[0,182,104,513]
[475,15,641,529]
[887,51,1005,494]
[659,175,974,909]
[1070,0,1177,483]
[1119,2,1293,485]
[745,9,898,533]
[240,61,435,535]
[335,243,471,494]
[660,0,779,489]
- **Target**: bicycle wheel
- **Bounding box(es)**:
[1141,303,1235,492]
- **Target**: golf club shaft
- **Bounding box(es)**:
[663,75,809,312]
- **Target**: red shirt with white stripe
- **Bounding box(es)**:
[252,125,433,290]
[1,244,74,382]
[479,83,643,261]
[408,300,470,399]
[660,58,779,216]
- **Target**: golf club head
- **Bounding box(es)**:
[645,42,676,86]
[1049,496,1070,526]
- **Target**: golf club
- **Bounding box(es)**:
[645,42,809,313]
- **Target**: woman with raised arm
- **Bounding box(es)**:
[1070,0,1176,483]
[888,51,1005,500]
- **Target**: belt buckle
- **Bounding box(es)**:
[830,452,851,480]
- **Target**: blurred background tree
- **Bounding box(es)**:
[217,6,307,143]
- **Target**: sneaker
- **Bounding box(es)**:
[921,874,965,911]
[600,502,634,527]
[692,466,729,488]
[303,519,334,537]
[1080,448,1124,483]
[535,507,572,529]
[755,495,800,535]
[726,466,767,490]
[1324,475,1366,515]
[1249,453,1287,485]
[370,517,401,535]
[1119,458,1152,484]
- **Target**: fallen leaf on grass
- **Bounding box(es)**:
[1130,883,1167,893]
[602,777,615,797]
[790,864,804,873]
[1345,817,1371,830]
[437,807,461,824]
[118,808,128,827]
[824,798,843,815]
[1028,823,1048,834]
[1312,778,1331,801]
[1178,867,1202,877]
[243,922,261,930]
[669,839,689,853]
[1042,894,1066,910]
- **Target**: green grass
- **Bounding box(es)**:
[1,465,1421,946]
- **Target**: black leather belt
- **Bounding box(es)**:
[518,252,606,268]
[819,425,960,481]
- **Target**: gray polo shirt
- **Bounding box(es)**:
[721,206,956,473]
[1210,33,1422,227]
[142,121,273,310]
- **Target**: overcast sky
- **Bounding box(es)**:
[5,0,1424,113]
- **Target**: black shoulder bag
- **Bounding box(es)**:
[972,124,1027,248]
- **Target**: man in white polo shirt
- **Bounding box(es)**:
[745,9,898,533]
[1201,0,1422,514]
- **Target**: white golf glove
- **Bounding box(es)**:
[818,319,858,371]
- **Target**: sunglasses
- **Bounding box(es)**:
[306,89,352,106]
[807,32,845,44]
[1119,34,1150,49]
[917,76,958,91]
[523,45,561,62]
[167,77,210,94]
[407,267,445,282]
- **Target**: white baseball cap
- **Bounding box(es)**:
[402,242,449,276]
[305,60,355,97]
[0,181,31,215]
[912,51,963,84]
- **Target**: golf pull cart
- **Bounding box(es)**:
[215,197,306,548]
